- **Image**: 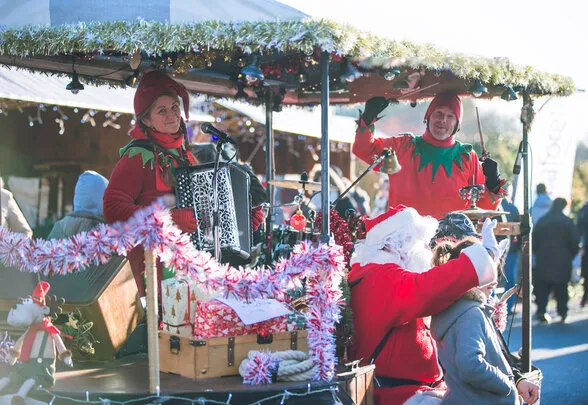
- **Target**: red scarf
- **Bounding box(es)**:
[20,318,61,362]
[129,125,196,190]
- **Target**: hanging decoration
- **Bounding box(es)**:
[0,198,345,382]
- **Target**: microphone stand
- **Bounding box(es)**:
[510,141,523,203]
[332,149,392,207]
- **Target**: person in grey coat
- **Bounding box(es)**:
[430,238,540,405]
[532,197,580,323]
[47,171,108,239]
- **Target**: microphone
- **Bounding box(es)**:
[201,123,238,146]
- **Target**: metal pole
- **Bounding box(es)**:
[520,92,534,373]
[320,51,330,241]
[265,88,275,263]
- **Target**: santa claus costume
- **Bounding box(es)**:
[352,92,506,219]
[347,205,497,405]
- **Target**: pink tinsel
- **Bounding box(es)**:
[0,198,345,382]
[242,350,279,385]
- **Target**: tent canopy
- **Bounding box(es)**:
[0,1,575,105]
[0,66,360,143]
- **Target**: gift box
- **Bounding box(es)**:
[193,300,290,339]
[161,277,209,336]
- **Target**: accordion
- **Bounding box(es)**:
[174,163,252,259]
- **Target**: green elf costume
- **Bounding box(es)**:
[352,91,506,219]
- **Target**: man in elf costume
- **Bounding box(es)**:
[352,92,506,219]
[0,282,73,404]
[348,205,502,405]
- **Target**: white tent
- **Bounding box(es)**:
[0,0,308,27]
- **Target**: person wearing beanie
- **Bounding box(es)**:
[352,91,507,219]
[48,170,109,239]
[103,70,200,299]
[348,204,504,405]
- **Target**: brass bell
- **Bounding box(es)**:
[381,149,402,174]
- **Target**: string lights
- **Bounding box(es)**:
[102,111,121,129]
[35,385,343,405]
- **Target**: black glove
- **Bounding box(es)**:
[361,97,390,125]
[482,157,501,193]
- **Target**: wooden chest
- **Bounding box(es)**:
[158,329,308,380]
[337,363,375,405]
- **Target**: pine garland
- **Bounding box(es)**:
[0,19,575,95]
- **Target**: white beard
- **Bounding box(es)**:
[351,213,438,271]
[405,245,434,274]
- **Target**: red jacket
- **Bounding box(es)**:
[103,153,173,297]
[352,121,501,219]
[347,255,479,405]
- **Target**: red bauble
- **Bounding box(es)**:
[290,211,307,231]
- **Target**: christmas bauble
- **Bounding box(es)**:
[290,211,307,231]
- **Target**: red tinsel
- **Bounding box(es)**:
[315,208,365,269]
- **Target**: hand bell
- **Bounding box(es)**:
[380,149,402,174]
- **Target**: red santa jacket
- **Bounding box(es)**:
[352,120,502,219]
[348,253,482,405]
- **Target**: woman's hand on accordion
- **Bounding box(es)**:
[170,207,198,233]
[251,205,265,232]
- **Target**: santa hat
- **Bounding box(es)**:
[31,281,50,306]
[364,204,423,246]
[134,70,190,120]
[423,90,463,134]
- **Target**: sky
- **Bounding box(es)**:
[280,0,588,146]
[280,0,588,90]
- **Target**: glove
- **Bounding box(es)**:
[481,157,501,193]
[481,218,510,261]
[251,205,265,232]
[361,96,390,125]
[170,208,198,233]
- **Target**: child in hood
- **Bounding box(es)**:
[48,170,109,239]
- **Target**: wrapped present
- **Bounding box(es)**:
[194,300,289,338]
[161,277,209,336]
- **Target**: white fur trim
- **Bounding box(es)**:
[403,390,445,405]
[366,207,421,246]
[462,243,497,286]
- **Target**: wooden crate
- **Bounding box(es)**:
[337,363,375,405]
[159,329,308,380]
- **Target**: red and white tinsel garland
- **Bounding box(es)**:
[0,198,345,382]
[241,350,279,385]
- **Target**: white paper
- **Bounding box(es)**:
[214,297,291,325]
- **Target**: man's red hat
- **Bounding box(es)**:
[134,70,190,120]
[423,90,463,134]
[31,281,50,306]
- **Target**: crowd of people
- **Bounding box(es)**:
[4,71,588,404]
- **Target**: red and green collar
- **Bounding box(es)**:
[409,131,473,180]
